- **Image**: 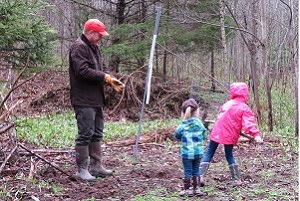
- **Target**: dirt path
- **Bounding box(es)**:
[0,135,298,201]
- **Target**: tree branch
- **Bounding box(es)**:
[224,2,251,51]
[279,0,293,27]
[171,1,264,46]
[0,123,14,135]
[0,145,18,175]
[18,143,73,178]
[0,57,30,111]
[70,0,116,18]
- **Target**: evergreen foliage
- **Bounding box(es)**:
[103,21,154,63]
[0,0,56,68]
[102,1,235,72]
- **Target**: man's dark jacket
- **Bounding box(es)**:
[69,34,109,107]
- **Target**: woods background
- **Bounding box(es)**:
[0,0,298,136]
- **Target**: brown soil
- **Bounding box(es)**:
[0,70,298,200]
[0,134,298,201]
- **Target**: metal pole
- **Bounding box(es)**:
[133,7,162,157]
[146,7,162,104]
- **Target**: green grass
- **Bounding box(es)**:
[131,188,184,201]
[0,184,11,200]
[258,84,295,135]
[15,111,180,148]
[249,82,297,151]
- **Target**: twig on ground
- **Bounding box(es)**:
[18,143,73,178]
[0,144,18,175]
[138,143,166,147]
[19,149,74,155]
[0,122,15,135]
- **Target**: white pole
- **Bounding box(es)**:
[133,7,162,157]
[146,7,162,104]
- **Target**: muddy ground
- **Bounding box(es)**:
[0,132,298,201]
[0,70,298,200]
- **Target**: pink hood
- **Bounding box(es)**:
[229,82,248,103]
[210,83,260,145]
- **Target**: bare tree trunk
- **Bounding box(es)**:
[220,0,229,84]
[211,48,216,92]
[171,55,174,79]
[162,0,170,82]
[163,50,167,82]
[278,0,298,136]
[241,40,246,82]
[249,0,261,125]
[155,49,159,73]
[136,0,147,68]
[285,0,298,136]
[109,0,126,72]
[176,58,180,81]
[261,0,273,131]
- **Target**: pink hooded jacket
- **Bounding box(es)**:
[210,82,261,145]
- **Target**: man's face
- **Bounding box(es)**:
[90,31,102,45]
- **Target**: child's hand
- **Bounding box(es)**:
[254,136,263,144]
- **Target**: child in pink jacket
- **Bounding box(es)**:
[199,82,263,186]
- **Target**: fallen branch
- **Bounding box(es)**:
[0,122,15,135]
[0,100,23,122]
[139,142,166,147]
[108,67,146,115]
[0,57,30,111]
[106,128,175,147]
[19,149,74,155]
[0,144,18,175]
[18,143,73,178]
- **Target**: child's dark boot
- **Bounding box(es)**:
[229,164,242,186]
[192,176,205,196]
[199,162,210,186]
[179,177,193,196]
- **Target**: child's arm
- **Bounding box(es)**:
[196,119,207,140]
[200,122,207,140]
[174,125,183,141]
[242,106,261,139]
[202,128,207,140]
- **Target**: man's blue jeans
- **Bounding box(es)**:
[202,140,236,165]
[182,158,201,178]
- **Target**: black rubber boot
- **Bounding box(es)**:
[75,145,96,182]
[199,162,210,186]
[229,164,242,186]
[89,142,113,177]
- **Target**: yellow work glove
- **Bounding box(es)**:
[104,74,125,92]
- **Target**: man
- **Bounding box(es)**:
[69,19,124,182]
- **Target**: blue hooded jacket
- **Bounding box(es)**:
[174,117,207,159]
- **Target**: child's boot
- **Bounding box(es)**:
[192,176,205,196]
[229,164,242,186]
[179,177,193,196]
[199,162,210,186]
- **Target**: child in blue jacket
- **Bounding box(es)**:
[174,98,207,196]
